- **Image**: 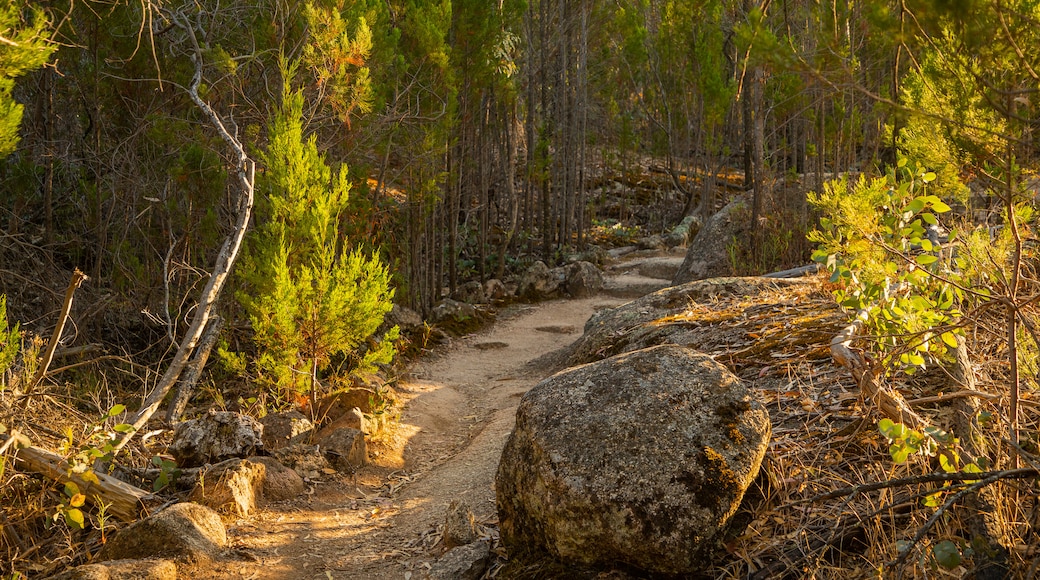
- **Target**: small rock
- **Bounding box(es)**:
[247,456,306,501]
[272,443,332,479]
[431,298,478,324]
[425,541,491,580]
[259,411,313,451]
[97,503,226,564]
[484,278,508,301]
[169,411,264,468]
[637,234,666,250]
[518,261,560,300]
[47,559,176,580]
[188,458,266,517]
[564,261,604,298]
[443,500,478,548]
[451,280,487,304]
[316,426,367,471]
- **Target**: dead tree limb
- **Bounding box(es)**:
[166,315,223,423]
[31,269,88,388]
[828,313,926,430]
[110,10,255,459]
[2,434,157,522]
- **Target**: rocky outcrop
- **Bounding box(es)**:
[496,344,770,575]
[570,276,812,366]
[673,195,749,284]
[169,411,264,468]
[96,502,227,564]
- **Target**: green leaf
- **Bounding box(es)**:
[932,540,961,569]
[64,508,85,530]
[932,200,952,213]
[107,404,126,417]
[922,171,937,183]
[941,332,958,348]
[64,482,81,498]
[878,418,895,436]
[112,423,135,433]
[921,212,937,225]
[923,491,942,508]
[916,254,939,266]
[891,444,912,463]
[907,198,926,213]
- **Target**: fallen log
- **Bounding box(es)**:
[3,434,157,522]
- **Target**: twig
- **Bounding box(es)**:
[795,467,1038,505]
[31,269,88,388]
[908,390,999,406]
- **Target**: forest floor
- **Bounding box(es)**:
[192,251,683,580]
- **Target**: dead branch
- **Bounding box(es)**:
[798,468,1037,505]
[165,315,223,423]
[2,434,158,522]
[31,269,88,388]
[828,313,926,430]
[109,9,255,459]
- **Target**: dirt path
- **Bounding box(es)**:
[197,253,680,580]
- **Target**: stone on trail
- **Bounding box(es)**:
[316,426,367,471]
[96,502,227,564]
[169,411,264,468]
[443,499,479,548]
[47,558,177,580]
[188,458,266,517]
[495,344,770,575]
[259,410,313,451]
[425,541,491,580]
[272,443,333,479]
[518,260,561,300]
[247,455,306,501]
[451,280,487,304]
[564,260,604,298]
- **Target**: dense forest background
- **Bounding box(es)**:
[1,0,1038,434]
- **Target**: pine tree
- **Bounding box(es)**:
[238,60,395,408]
[0,0,55,157]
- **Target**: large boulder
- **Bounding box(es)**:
[673,195,749,285]
[97,503,227,564]
[496,344,770,575]
[169,411,264,468]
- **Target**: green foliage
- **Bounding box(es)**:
[809,161,965,374]
[0,295,19,386]
[238,62,395,400]
[0,0,55,157]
